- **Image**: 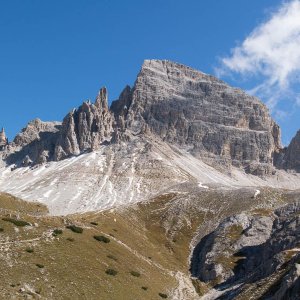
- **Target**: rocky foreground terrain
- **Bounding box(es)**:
[1,188,300,299]
[0,59,300,299]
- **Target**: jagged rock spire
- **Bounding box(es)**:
[53,87,113,160]
[0,127,8,147]
[95,87,108,111]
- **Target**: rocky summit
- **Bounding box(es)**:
[0,59,300,300]
[0,60,296,173]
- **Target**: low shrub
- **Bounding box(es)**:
[130,271,141,277]
[107,254,118,261]
[105,268,118,276]
[36,264,44,269]
[66,225,83,234]
[53,229,63,236]
[159,293,168,298]
[141,286,148,291]
[26,248,34,253]
[94,235,110,243]
[66,237,74,242]
[2,217,30,227]
[0,227,3,232]
[90,222,98,226]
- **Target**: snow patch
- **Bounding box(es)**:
[198,182,209,189]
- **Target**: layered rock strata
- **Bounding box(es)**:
[1,59,299,175]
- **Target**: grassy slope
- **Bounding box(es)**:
[0,188,298,300]
[0,193,181,300]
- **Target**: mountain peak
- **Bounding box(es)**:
[0,59,298,178]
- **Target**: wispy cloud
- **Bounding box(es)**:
[218,0,300,113]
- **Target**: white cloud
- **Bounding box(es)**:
[219,0,300,111]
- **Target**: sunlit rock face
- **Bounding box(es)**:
[54,87,114,161]
[0,128,8,150]
[121,60,281,175]
[0,59,297,177]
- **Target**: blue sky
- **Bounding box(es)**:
[0,0,299,145]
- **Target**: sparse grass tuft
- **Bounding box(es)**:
[105,268,118,276]
[251,208,273,217]
[94,235,110,243]
[2,217,30,227]
[215,254,244,271]
[66,225,83,234]
[226,224,244,241]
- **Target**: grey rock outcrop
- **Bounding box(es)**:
[5,119,61,166]
[54,87,113,160]
[13,119,60,148]
[118,60,282,175]
[191,201,300,299]
[0,128,8,149]
[283,130,300,172]
[191,212,274,283]
[0,59,299,177]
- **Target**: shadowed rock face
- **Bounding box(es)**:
[4,119,61,166]
[0,59,298,175]
[191,200,300,299]
[283,130,300,172]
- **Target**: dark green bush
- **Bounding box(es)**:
[107,254,118,261]
[90,222,98,226]
[2,217,30,227]
[159,293,168,298]
[53,229,63,236]
[66,225,83,234]
[36,264,44,269]
[26,248,34,253]
[105,268,118,276]
[130,271,141,277]
[93,235,110,243]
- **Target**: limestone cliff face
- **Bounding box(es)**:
[117,60,282,174]
[283,130,300,172]
[54,87,113,160]
[1,59,298,176]
[5,119,61,166]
